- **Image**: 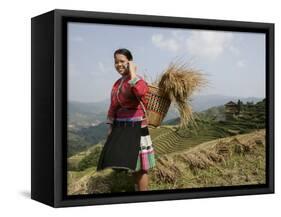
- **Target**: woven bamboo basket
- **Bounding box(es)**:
[144,84,171,127]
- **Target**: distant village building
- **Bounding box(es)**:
[223,98,265,122]
[224,101,240,120]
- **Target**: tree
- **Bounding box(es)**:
[237,99,242,114]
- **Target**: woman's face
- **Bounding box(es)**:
[114,54,129,76]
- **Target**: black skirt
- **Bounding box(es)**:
[96,120,142,172]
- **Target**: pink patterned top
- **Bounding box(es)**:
[106,74,148,126]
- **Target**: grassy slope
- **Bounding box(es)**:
[149,129,265,190]
[149,116,262,157]
[67,129,265,195]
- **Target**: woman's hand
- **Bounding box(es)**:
[107,125,112,136]
[128,61,137,79]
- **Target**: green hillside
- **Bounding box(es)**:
[68,123,108,157]
[68,129,265,195]
[153,99,265,156]
[67,99,266,194]
[67,129,91,157]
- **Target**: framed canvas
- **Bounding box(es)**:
[31,9,274,207]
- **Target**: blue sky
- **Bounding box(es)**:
[68,22,266,103]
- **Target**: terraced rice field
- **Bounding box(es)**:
[149,125,219,156]
[148,119,260,157]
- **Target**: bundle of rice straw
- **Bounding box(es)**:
[155,61,207,128]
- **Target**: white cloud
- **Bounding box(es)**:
[186,30,233,60]
[151,33,181,52]
[151,30,235,61]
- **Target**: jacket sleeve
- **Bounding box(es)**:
[106,103,116,125]
[128,76,148,98]
[106,84,120,125]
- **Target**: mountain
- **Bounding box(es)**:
[67,98,266,194]
[164,98,265,125]
[68,100,109,128]
[68,99,109,114]
[68,122,109,157]
[189,94,263,112]
[68,95,263,127]
[68,129,91,157]
[163,95,263,122]
[67,96,264,156]
[77,123,108,145]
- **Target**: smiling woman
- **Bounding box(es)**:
[96,48,156,191]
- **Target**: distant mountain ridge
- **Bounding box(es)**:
[189,94,263,112]
[162,95,263,122]
[68,95,264,127]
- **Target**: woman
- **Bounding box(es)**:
[96,48,156,191]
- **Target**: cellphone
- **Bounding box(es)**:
[125,62,129,70]
[124,63,129,74]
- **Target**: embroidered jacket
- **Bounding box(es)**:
[106,74,148,124]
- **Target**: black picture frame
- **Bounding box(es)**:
[31,9,274,208]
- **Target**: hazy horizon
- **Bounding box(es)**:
[68,93,265,104]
